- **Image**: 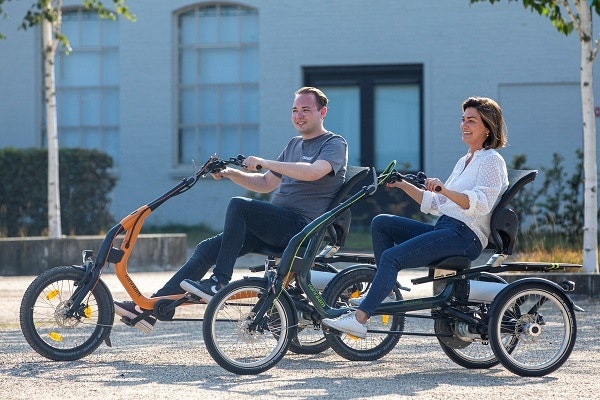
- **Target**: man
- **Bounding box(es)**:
[114,86,348,333]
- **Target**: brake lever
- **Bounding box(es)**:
[237,154,262,171]
[386,170,441,192]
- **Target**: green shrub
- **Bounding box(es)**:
[508,150,588,252]
[0,148,116,236]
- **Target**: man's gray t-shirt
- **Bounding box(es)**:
[270,132,348,221]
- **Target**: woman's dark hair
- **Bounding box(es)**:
[462,96,508,149]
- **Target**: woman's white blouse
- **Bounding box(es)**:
[420,149,509,248]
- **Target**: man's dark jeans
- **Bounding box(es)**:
[154,197,308,297]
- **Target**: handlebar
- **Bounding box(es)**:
[201,154,262,176]
[382,169,442,192]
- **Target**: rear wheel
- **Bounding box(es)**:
[321,267,404,361]
[20,265,114,361]
[287,261,336,355]
[488,280,577,377]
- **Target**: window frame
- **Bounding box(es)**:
[174,3,259,167]
[304,64,424,170]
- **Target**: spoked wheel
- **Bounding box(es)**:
[488,280,577,377]
[288,315,328,355]
[287,290,329,355]
[285,261,337,355]
[321,267,404,361]
[202,277,296,374]
[435,272,515,369]
[19,265,114,361]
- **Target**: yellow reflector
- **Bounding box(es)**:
[83,305,92,318]
[46,289,59,301]
[48,332,63,342]
[382,315,390,325]
[349,291,361,299]
[346,333,361,341]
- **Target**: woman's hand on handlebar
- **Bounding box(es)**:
[425,178,443,193]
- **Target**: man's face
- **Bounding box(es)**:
[291,93,326,137]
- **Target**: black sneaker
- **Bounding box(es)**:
[114,300,157,334]
[180,275,223,302]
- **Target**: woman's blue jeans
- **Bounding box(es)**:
[358,214,483,316]
[153,197,308,297]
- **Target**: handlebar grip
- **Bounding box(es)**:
[434,186,442,192]
[256,165,262,171]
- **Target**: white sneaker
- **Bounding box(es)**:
[348,292,396,306]
[322,311,367,338]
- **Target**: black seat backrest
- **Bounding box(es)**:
[488,169,537,255]
[252,165,370,257]
[325,166,371,247]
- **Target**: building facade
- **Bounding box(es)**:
[1,0,597,230]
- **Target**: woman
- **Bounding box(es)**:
[322,96,509,338]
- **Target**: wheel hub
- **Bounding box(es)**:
[54,300,81,328]
[237,313,265,342]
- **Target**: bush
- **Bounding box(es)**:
[0,148,116,236]
[508,150,587,249]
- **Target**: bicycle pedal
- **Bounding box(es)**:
[120,316,134,327]
[346,333,362,341]
[184,292,207,303]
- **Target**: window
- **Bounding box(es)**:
[54,9,120,164]
[177,4,259,165]
[305,65,423,170]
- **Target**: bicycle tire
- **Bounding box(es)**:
[488,280,577,377]
[321,267,404,361]
[202,277,296,374]
[20,265,114,361]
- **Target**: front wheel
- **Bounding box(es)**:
[488,280,577,377]
[202,277,296,375]
[19,265,114,361]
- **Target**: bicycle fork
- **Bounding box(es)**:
[246,270,282,333]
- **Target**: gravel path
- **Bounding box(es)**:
[1,269,599,400]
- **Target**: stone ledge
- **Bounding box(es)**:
[0,234,187,276]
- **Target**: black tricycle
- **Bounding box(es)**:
[201,160,584,377]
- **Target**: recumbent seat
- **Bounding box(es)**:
[424,169,538,277]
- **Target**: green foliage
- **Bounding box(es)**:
[530,150,584,235]
[507,150,587,250]
[0,0,135,43]
[0,148,116,236]
[470,0,575,35]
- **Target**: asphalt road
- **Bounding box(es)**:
[1,266,599,400]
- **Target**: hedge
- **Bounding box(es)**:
[0,148,116,236]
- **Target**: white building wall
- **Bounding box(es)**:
[0,0,597,230]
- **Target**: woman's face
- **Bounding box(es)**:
[460,107,488,151]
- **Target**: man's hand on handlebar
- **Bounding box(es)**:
[241,156,264,172]
[210,167,230,180]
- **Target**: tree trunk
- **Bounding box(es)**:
[42,18,61,238]
[577,1,598,273]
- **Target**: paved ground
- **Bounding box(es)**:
[1,260,599,400]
